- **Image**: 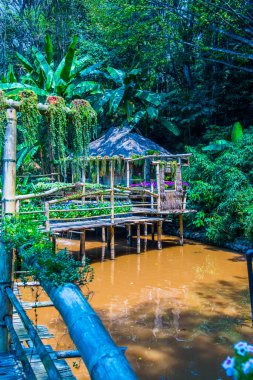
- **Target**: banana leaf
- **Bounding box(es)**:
[231,121,243,143]
[44,35,53,64]
[109,87,125,114]
[159,117,180,136]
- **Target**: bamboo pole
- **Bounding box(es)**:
[80,230,86,262]
[110,161,115,223]
[156,164,161,212]
[45,202,50,231]
[102,227,106,242]
[110,226,115,260]
[179,214,184,246]
[126,225,132,246]
[0,108,17,353]
[2,108,17,215]
[157,221,162,250]
[136,224,141,254]
[126,161,130,187]
[144,223,148,252]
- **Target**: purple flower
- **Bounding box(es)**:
[243,359,253,374]
[222,356,235,371]
[234,341,248,356]
[248,345,253,353]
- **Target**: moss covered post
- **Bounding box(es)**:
[0,108,17,352]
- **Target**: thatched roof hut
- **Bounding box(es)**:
[89,127,169,157]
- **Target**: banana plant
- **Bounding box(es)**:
[0,35,101,99]
[91,66,180,136]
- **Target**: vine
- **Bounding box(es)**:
[46,96,67,174]
[18,90,40,145]
[71,99,97,157]
[0,90,6,157]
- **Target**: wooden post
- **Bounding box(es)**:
[110,226,115,260]
[80,230,86,262]
[102,227,106,242]
[15,199,20,213]
[136,224,141,254]
[150,182,154,209]
[144,223,148,252]
[151,223,155,241]
[179,214,184,246]
[110,161,115,223]
[2,108,17,215]
[81,164,86,204]
[126,224,132,246]
[45,202,50,231]
[156,164,161,212]
[157,221,162,250]
[107,227,111,251]
[126,160,130,187]
[96,160,100,185]
[0,108,17,353]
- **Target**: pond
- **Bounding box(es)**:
[22,234,251,380]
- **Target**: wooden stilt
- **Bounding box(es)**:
[126,224,132,246]
[179,214,184,246]
[157,221,162,250]
[101,245,106,261]
[110,226,115,260]
[80,230,86,262]
[151,223,155,241]
[144,223,148,252]
[102,227,106,243]
[107,227,111,251]
[126,161,130,187]
[137,224,141,254]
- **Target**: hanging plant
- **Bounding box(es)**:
[18,90,40,145]
[100,157,107,176]
[169,160,178,180]
[70,99,97,157]
[46,96,67,171]
[0,90,6,156]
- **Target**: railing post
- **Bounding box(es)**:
[246,250,253,324]
[0,108,17,353]
[45,202,50,231]
[156,163,161,212]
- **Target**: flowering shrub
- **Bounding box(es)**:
[222,341,253,379]
[130,181,189,189]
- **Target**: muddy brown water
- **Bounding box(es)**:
[20,234,251,380]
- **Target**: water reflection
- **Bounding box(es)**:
[21,235,251,380]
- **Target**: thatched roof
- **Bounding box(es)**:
[89,127,170,158]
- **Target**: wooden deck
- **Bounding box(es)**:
[49,215,164,233]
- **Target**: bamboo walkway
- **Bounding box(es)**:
[0,283,77,379]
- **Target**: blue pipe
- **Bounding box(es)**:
[42,282,138,380]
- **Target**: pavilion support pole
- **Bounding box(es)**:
[110,226,115,260]
[0,108,17,353]
[144,223,148,252]
[151,182,154,209]
[157,221,162,250]
[110,161,115,224]
[156,164,161,212]
[137,224,141,254]
[179,214,184,246]
[126,161,130,187]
